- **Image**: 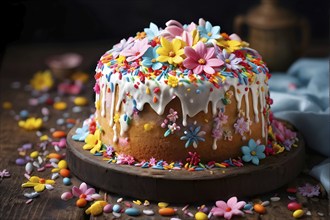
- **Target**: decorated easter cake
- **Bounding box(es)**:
[74,19,298,168]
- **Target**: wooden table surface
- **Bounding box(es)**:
[0,42,328,220]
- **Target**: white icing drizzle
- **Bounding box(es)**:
[212,139,217,150]
[250,84,260,123]
[96,64,269,149]
[112,124,118,142]
[101,83,107,117]
[109,87,116,126]
[259,86,266,138]
[244,92,250,122]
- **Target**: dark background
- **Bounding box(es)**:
[2,0,329,45]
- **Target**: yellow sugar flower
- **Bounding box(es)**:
[156,37,184,65]
[83,129,102,154]
[167,75,179,88]
[18,117,43,131]
[216,39,242,53]
[22,176,55,192]
[273,143,285,154]
[116,55,126,64]
[30,70,54,91]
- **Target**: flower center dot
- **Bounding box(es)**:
[226,207,232,212]
[225,59,231,63]
[198,58,206,65]
[39,178,46,184]
[151,58,156,63]
[80,194,87,199]
[207,32,212,37]
[169,51,175,57]
[251,151,256,156]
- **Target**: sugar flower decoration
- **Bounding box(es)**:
[298,183,320,197]
[183,41,224,74]
[72,182,101,201]
[156,37,184,65]
[210,196,246,220]
[162,19,196,40]
[216,33,244,53]
[234,117,249,136]
[109,37,134,59]
[241,139,266,165]
[121,38,150,62]
[142,46,163,70]
[198,21,221,44]
[167,75,179,87]
[72,125,90,142]
[144,22,161,41]
[83,129,102,154]
[18,117,43,131]
[217,49,243,70]
[30,70,54,91]
[0,169,10,180]
[22,176,55,192]
[180,126,206,148]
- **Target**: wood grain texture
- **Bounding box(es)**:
[0,42,328,220]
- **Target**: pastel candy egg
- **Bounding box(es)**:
[63,177,71,185]
[159,207,176,216]
[293,209,304,218]
[74,97,88,106]
[61,192,73,201]
[244,203,253,210]
[25,162,33,174]
[112,204,121,213]
[48,153,62,160]
[125,208,141,216]
[143,209,155,216]
[19,110,29,118]
[52,130,66,138]
[60,168,70,177]
[16,158,26,166]
[53,101,67,110]
[195,211,208,220]
[288,202,302,211]
[58,160,68,169]
[30,151,39,159]
[253,204,266,214]
[158,202,169,208]
[103,204,113,213]
[76,198,87,207]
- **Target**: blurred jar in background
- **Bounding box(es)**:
[234,0,310,71]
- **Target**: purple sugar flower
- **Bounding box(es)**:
[217,49,242,70]
[234,117,249,136]
[109,37,134,58]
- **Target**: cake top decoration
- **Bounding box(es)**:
[95,18,270,89]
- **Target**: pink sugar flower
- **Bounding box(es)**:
[120,38,150,62]
[183,42,224,74]
[162,20,196,40]
[211,196,246,220]
[72,182,101,201]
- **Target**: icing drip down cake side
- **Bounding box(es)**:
[91,19,273,163]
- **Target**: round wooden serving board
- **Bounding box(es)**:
[66,120,305,203]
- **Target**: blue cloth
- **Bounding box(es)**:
[269,57,330,196]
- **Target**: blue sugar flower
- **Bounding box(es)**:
[144,22,160,41]
[241,139,266,165]
[180,126,206,148]
[142,46,163,70]
[198,21,221,43]
[72,125,89,142]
